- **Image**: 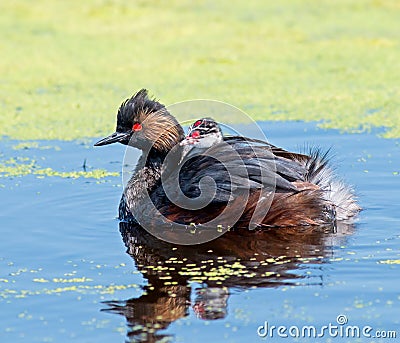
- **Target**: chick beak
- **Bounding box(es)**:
[94,131,130,146]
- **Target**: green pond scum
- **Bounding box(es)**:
[0,156,119,179]
[11,141,61,151]
[1,0,400,141]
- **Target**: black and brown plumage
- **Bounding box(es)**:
[94,89,360,229]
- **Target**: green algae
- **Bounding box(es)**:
[0,157,119,179]
[0,260,141,301]
[11,141,61,151]
[1,0,400,141]
[1,283,140,299]
[379,259,400,264]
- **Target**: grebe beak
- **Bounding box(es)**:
[94,131,130,146]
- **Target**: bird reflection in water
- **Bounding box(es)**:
[102,222,354,342]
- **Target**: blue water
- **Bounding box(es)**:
[0,121,399,342]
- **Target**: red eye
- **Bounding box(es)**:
[132,123,142,131]
[190,130,200,138]
[193,120,202,127]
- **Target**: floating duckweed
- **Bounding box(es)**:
[0,157,36,177]
[33,278,49,283]
[230,262,246,269]
[379,259,400,264]
[329,257,344,262]
[263,272,275,277]
[52,277,93,283]
[114,326,127,334]
[244,273,257,278]
[0,157,119,179]
[207,276,226,281]
[34,168,119,179]
[265,258,277,263]
[12,142,60,151]
[0,283,140,299]
[178,271,202,277]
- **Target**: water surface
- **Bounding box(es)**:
[0,121,399,342]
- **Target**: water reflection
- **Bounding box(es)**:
[102,222,354,342]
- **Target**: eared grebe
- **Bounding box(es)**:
[94,89,360,229]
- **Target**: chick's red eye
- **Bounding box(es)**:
[190,130,200,138]
[132,123,142,131]
[193,120,202,127]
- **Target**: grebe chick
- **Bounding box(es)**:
[180,118,223,148]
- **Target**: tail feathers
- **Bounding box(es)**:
[301,148,361,222]
[324,179,361,221]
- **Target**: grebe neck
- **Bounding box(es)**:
[122,146,178,218]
